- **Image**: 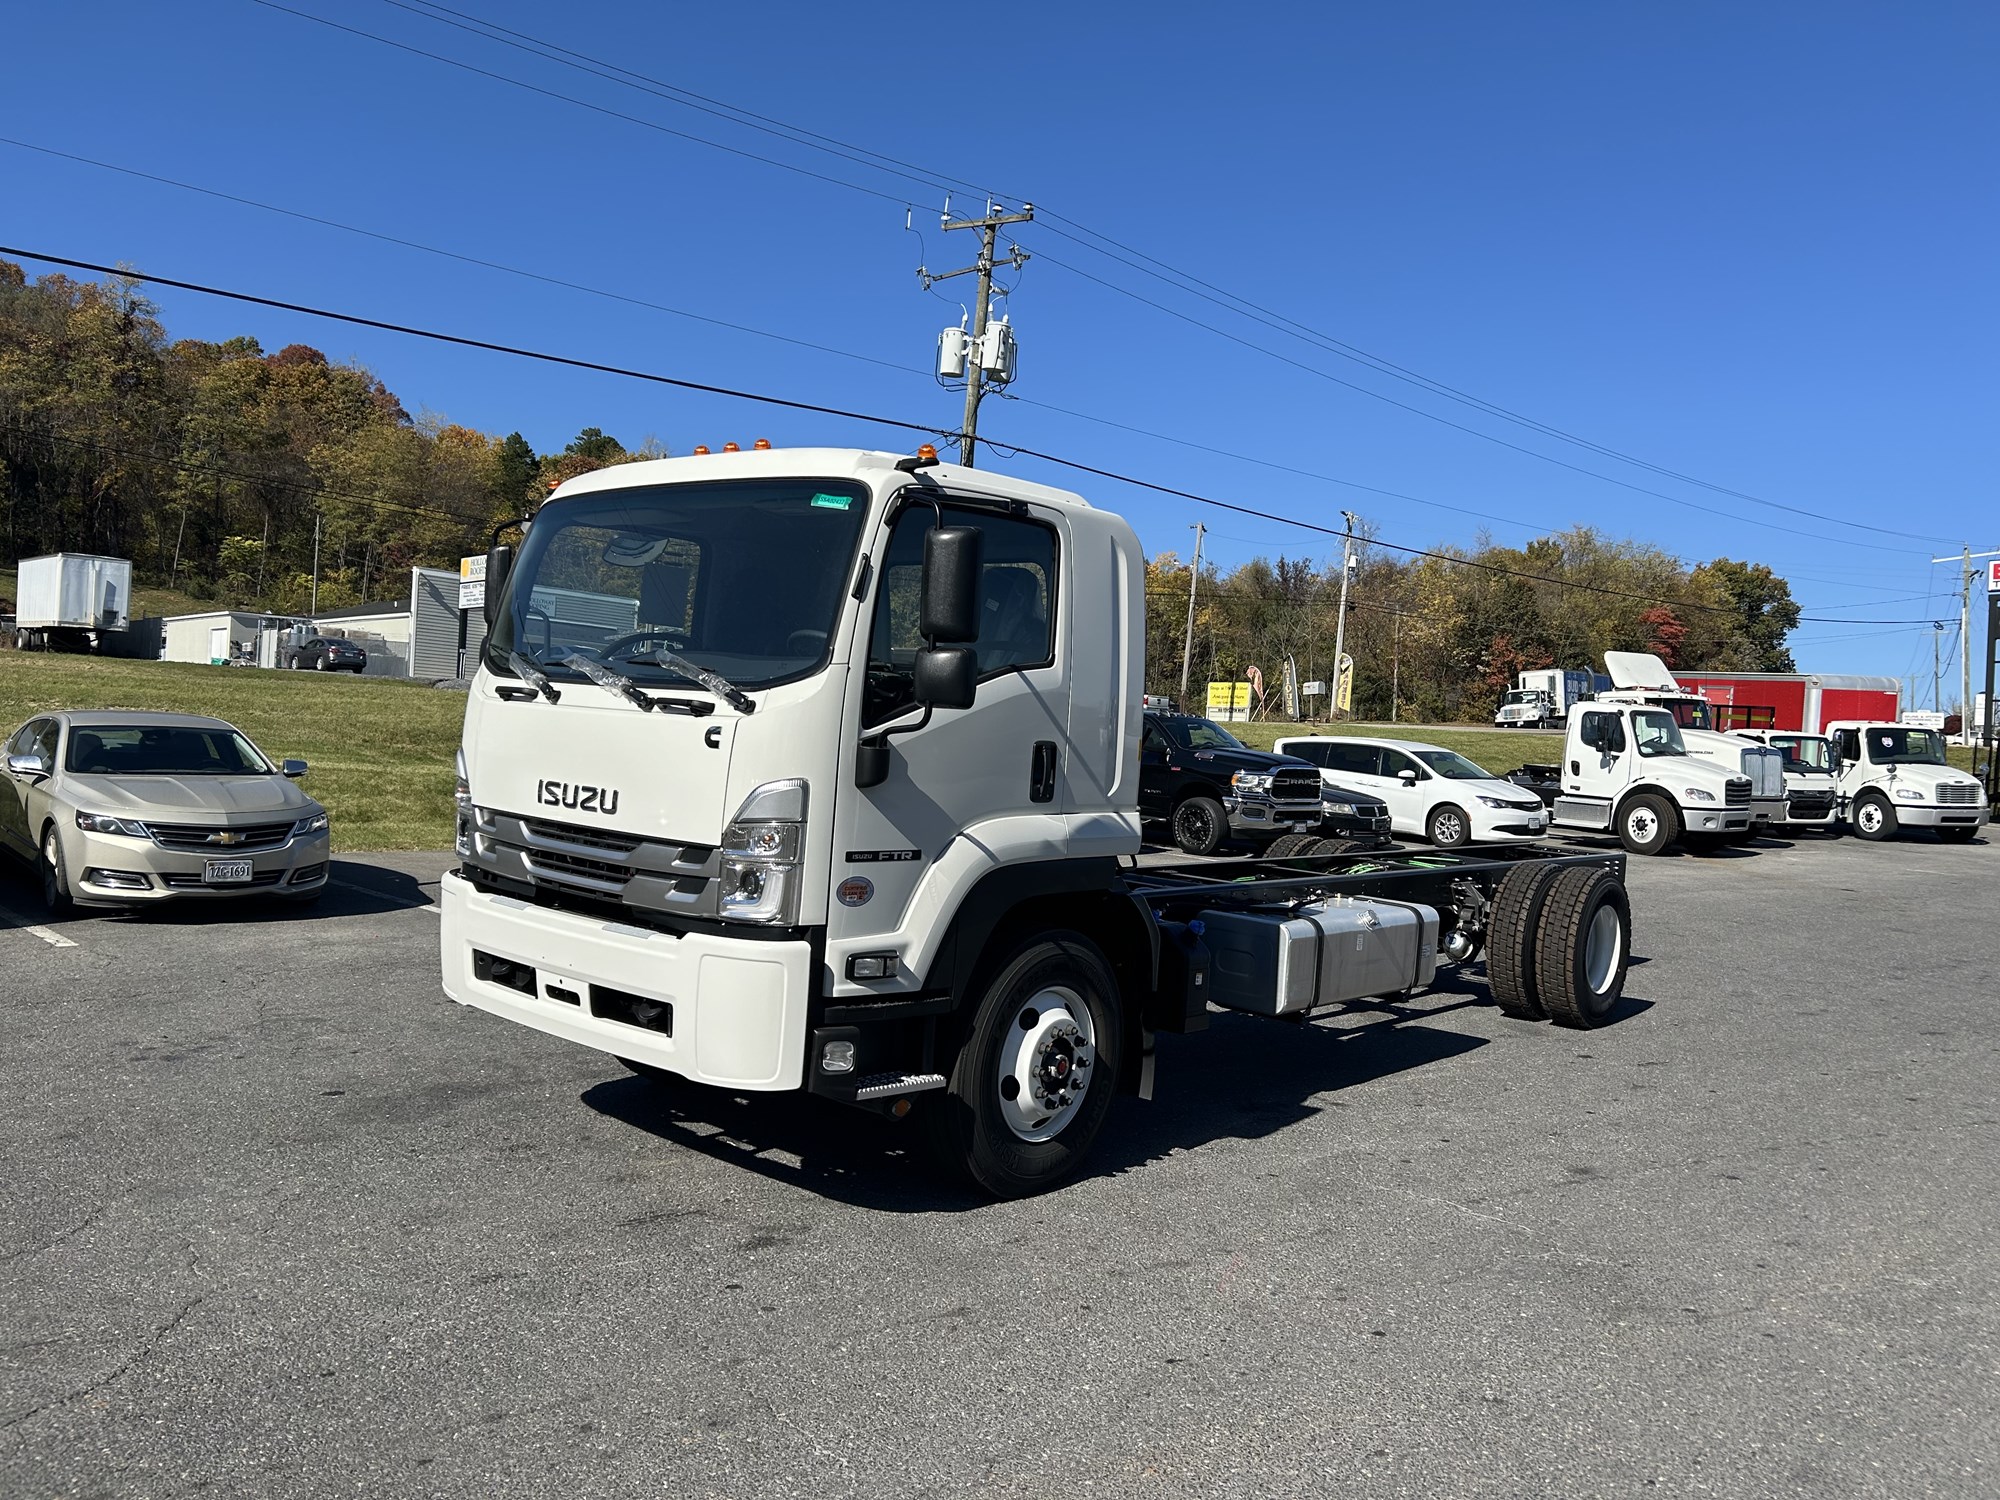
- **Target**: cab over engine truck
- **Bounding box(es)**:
[441,446,1637,1196]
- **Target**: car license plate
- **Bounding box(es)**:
[203,858,254,885]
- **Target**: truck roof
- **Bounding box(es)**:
[545,448,1098,514]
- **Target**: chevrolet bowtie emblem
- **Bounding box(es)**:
[209,831,243,845]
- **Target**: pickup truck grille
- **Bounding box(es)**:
[472,810,718,915]
[1936,783,1981,806]
[1724,777,1752,806]
[147,821,295,852]
[1269,768,1323,804]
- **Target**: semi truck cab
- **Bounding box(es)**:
[1824,722,1988,842]
[1596,652,1787,826]
[1525,701,1752,854]
[1729,729,1838,829]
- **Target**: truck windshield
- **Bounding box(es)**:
[1172,718,1246,751]
[1414,749,1497,780]
[1632,710,1687,757]
[1865,727,1946,766]
[1663,699,1714,731]
[1501,691,1539,705]
[1771,735,1832,771]
[487,480,871,692]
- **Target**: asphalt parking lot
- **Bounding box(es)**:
[3,829,1997,1499]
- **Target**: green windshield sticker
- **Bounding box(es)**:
[810,492,853,510]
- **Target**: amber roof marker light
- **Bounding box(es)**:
[895,443,941,473]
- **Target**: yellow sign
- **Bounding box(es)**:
[1206,681,1252,721]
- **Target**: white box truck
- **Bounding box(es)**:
[12,553,132,652]
[1492,667,1593,728]
[1825,722,1988,842]
[441,446,1639,1196]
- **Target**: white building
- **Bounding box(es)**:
[161,610,311,667]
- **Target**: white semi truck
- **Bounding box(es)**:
[1824,722,1988,842]
[440,446,1638,1195]
[1592,652,1788,829]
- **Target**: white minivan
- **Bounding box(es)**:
[1273,735,1552,847]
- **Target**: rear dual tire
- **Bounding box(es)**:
[1484,862,1630,1028]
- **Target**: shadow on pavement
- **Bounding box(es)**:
[4,857,434,928]
[581,970,1654,1214]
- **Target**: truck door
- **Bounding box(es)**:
[832,499,1070,950]
[1567,709,1629,811]
[1138,716,1172,820]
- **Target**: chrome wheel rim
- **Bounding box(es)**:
[1584,905,1623,994]
[996,985,1096,1143]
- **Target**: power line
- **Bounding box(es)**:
[0,244,1945,627]
[251,0,1959,552]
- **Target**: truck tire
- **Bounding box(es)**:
[1534,867,1632,1029]
[1617,793,1679,855]
[1484,860,1566,1020]
[926,931,1122,1198]
[1851,793,1896,842]
[1266,833,1317,857]
[1426,803,1471,848]
[1170,795,1227,856]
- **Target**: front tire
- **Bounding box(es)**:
[1617,793,1679,855]
[1427,803,1471,848]
[1170,795,1227,856]
[40,827,72,915]
[927,932,1122,1198]
[1852,793,1896,842]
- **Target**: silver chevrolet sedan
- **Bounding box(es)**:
[2,711,332,913]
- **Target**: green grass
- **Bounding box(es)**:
[0,654,463,851]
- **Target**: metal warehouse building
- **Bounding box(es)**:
[161,610,312,667]
[310,567,480,681]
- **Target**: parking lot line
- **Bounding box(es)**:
[0,904,78,948]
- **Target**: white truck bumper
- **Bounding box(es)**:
[1891,804,1989,831]
[439,870,812,1090]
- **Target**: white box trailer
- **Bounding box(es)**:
[12,553,132,651]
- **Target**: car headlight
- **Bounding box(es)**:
[1476,795,1511,809]
[1893,787,1924,802]
[719,780,807,925]
[293,811,330,836]
[1325,801,1357,816]
[75,811,151,837]
[1683,787,1717,803]
[1231,771,1273,792]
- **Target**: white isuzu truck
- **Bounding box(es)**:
[440,446,1638,1195]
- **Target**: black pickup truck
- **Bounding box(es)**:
[1139,712,1393,855]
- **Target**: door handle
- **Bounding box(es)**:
[1570,760,1579,775]
[1030,741,1058,803]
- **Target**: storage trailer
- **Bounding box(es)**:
[11,553,132,652]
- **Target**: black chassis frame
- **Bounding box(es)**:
[806,841,1626,1113]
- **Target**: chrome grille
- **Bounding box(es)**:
[1271,769,1323,803]
[147,822,294,852]
[472,808,720,917]
[1936,783,1980,806]
[1724,777,1752,806]
[1739,747,1785,799]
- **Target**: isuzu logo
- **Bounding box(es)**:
[537,779,620,816]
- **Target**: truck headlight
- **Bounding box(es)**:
[1682,787,1716,802]
[75,811,151,837]
[719,780,808,925]
[1893,787,1924,802]
[454,748,474,857]
[1231,771,1273,793]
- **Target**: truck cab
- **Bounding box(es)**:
[1493,688,1555,729]
[1824,722,1988,842]
[1596,652,1787,827]
[1729,729,1838,830]
[1526,700,1752,854]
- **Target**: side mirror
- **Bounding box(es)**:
[920,526,983,643]
[483,543,514,629]
[1398,768,1418,785]
[7,752,51,780]
[281,759,309,779]
[913,646,977,710]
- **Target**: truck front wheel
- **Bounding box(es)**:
[1170,795,1228,856]
[928,932,1122,1198]
[1617,794,1679,855]
[1851,794,1896,842]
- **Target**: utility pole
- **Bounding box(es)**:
[310,513,322,616]
[926,203,1033,467]
[1933,622,1945,713]
[1331,511,1359,721]
[1932,546,2000,743]
[1179,522,1206,705]
[1391,611,1401,725]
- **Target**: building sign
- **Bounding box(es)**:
[458,554,486,611]
[1988,559,2000,593]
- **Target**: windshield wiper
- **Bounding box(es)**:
[645,648,756,714]
[504,651,562,704]
[559,653,715,717]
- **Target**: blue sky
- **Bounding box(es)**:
[6,1,1996,697]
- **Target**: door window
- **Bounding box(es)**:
[1381,749,1422,780]
[1580,712,1626,754]
[1142,723,1170,756]
[865,504,1058,727]
[1318,742,1381,777]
